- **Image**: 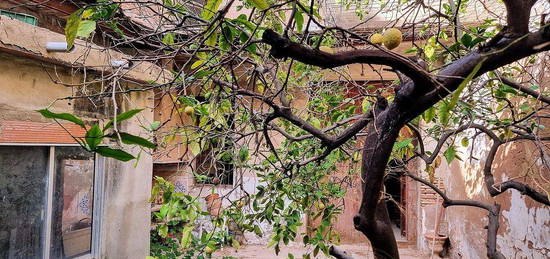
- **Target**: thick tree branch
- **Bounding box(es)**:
[215,78,376,149]
[482,136,550,206]
[499,77,550,105]
[329,246,355,259]
[490,180,550,205]
[502,0,538,35]
[254,4,550,258]
[274,106,334,145]
[403,26,550,124]
[261,29,440,91]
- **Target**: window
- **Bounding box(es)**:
[193,96,235,186]
[0,10,37,26]
[0,145,104,259]
[195,141,235,185]
[0,146,49,258]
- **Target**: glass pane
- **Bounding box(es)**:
[0,146,49,259]
[50,147,95,258]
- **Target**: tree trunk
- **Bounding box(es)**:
[354,104,401,259]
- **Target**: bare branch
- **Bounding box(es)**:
[499,77,550,105]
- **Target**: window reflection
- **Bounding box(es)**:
[0,146,49,259]
[50,147,95,258]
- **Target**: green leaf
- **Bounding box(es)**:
[294,10,304,32]
[201,0,222,20]
[220,25,234,50]
[65,10,82,49]
[253,225,263,237]
[248,0,270,10]
[206,28,219,47]
[423,106,435,122]
[394,138,412,150]
[76,20,96,38]
[159,204,169,218]
[461,33,472,48]
[180,225,194,248]
[444,146,456,164]
[149,121,161,131]
[178,96,198,107]
[109,132,156,149]
[162,32,175,46]
[96,147,135,161]
[149,184,160,202]
[104,109,144,130]
[85,124,103,150]
[232,238,241,248]
[195,70,215,79]
[405,47,418,54]
[361,98,372,113]
[158,224,168,238]
[106,21,124,37]
[81,9,94,19]
[37,109,85,128]
[448,58,486,111]
[438,102,450,125]
[233,15,256,31]
[239,147,250,162]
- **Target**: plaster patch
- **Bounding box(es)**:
[497,191,550,258]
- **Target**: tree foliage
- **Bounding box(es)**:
[35,0,550,258]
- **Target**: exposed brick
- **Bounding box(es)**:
[0,120,86,144]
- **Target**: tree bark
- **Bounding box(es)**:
[353,101,402,259]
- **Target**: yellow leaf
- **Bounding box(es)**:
[201,0,223,20]
[257,83,265,93]
[81,9,94,19]
[189,141,201,156]
[248,0,270,10]
[191,60,204,69]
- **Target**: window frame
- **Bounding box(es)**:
[0,143,105,259]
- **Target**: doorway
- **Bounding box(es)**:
[384,171,406,240]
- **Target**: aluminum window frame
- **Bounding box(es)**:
[0,143,104,259]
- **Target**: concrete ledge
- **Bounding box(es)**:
[0,16,172,84]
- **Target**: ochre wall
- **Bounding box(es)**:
[0,53,154,258]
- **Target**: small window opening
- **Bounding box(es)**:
[0,10,37,25]
[193,96,235,186]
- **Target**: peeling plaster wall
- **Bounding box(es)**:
[0,54,154,258]
[425,133,550,258]
[497,191,550,258]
